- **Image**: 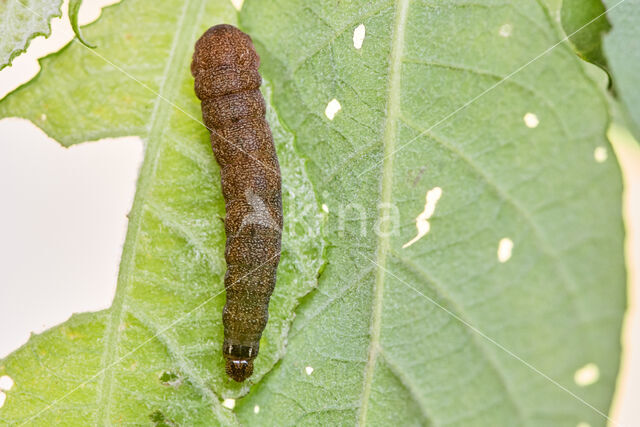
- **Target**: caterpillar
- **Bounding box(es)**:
[191,24,283,382]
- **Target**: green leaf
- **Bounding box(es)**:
[0,0,626,426]
[236,0,625,426]
[0,0,63,70]
[561,0,611,71]
[69,0,95,49]
[539,0,562,17]
[602,0,640,141]
[0,0,323,424]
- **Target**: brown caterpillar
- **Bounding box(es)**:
[191,24,283,382]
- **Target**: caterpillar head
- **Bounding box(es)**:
[191,24,262,101]
[191,24,260,77]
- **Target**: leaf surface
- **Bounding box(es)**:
[235,1,626,426]
[0,0,63,70]
[0,0,323,425]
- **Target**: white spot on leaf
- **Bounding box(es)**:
[403,187,442,248]
[0,391,5,408]
[574,363,599,386]
[325,99,341,120]
[222,398,236,409]
[499,23,513,37]
[254,405,260,414]
[523,113,539,128]
[497,238,514,263]
[322,204,329,213]
[0,376,14,391]
[353,24,366,49]
[594,146,607,163]
[576,422,591,427]
[305,366,314,375]
[40,113,47,121]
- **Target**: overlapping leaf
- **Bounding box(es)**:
[561,0,611,71]
[602,0,640,140]
[0,0,63,70]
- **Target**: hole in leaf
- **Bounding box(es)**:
[353,24,366,49]
[499,23,513,37]
[403,187,442,248]
[497,238,514,263]
[325,99,341,120]
[254,405,260,414]
[574,363,599,386]
[305,366,314,375]
[523,113,539,128]
[222,398,236,409]
[594,146,607,163]
[230,0,244,11]
[0,376,14,391]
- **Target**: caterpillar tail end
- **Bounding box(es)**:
[223,340,260,382]
[225,357,254,382]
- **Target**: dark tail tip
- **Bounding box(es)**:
[225,359,254,382]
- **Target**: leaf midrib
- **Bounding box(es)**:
[357,0,409,425]
[94,0,227,424]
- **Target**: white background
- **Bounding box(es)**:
[0,1,637,425]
